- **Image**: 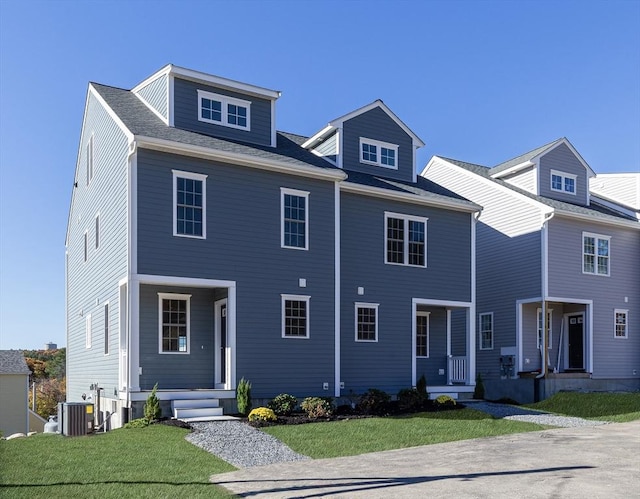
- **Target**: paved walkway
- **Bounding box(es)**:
[210,420,640,498]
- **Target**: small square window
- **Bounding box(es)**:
[355,303,378,342]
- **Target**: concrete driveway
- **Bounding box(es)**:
[210,420,640,498]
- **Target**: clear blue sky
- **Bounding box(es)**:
[1,0,638,350]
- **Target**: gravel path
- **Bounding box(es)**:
[186,421,310,468]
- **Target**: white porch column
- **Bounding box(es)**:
[228,284,237,389]
[129,278,140,392]
[467,306,476,386]
[446,309,452,385]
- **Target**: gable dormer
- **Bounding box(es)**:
[302,100,425,183]
[132,64,281,147]
[490,138,595,206]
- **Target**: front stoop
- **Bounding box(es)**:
[172,398,237,422]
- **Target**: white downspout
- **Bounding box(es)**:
[537,211,555,379]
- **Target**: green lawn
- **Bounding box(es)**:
[525,392,640,422]
[263,408,548,459]
[0,424,235,498]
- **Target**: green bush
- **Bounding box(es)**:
[416,374,428,396]
[397,388,427,411]
[473,373,485,400]
[434,395,457,409]
[301,397,334,418]
[248,407,277,422]
[144,383,161,422]
[123,418,150,429]
[268,393,298,416]
[236,378,252,415]
[357,388,391,415]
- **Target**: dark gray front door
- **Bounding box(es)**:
[568,314,584,370]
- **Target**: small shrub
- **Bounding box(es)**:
[301,397,334,418]
[474,373,485,399]
[144,383,161,422]
[123,418,149,429]
[236,378,252,415]
[416,374,428,396]
[357,388,391,415]
[248,407,277,423]
[397,388,427,411]
[268,393,298,416]
[434,395,457,409]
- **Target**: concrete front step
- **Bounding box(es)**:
[174,407,224,419]
[172,398,220,409]
[180,415,241,422]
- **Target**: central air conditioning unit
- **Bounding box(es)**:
[58,402,95,436]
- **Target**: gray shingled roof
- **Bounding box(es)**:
[0,350,31,375]
[490,138,564,175]
[92,84,343,174]
[439,157,638,224]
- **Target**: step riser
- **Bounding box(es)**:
[174,407,224,419]
[172,399,220,409]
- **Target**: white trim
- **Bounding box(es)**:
[359,137,399,170]
[384,211,428,267]
[590,194,639,220]
[478,312,494,350]
[118,281,128,394]
[301,125,334,149]
[103,301,110,356]
[85,313,92,349]
[197,89,251,131]
[614,309,629,339]
[168,75,175,127]
[536,308,553,349]
[136,274,236,288]
[94,213,100,251]
[415,311,430,358]
[83,230,88,263]
[280,187,310,250]
[86,133,94,186]
[158,292,192,354]
[88,85,135,142]
[336,128,343,169]
[129,279,140,391]
[581,231,611,276]
[355,302,379,343]
[281,294,310,339]
[270,99,277,147]
[132,72,169,125]
[491,160,535,179]
[554,209,639,230]
[550,169,577,195]
[334,182,341,397]
[172,169,208,239]
[214,299,231,388]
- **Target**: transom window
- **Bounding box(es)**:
[537,309,553,349]
[282,295,310,338]
[197,90,251,131]
[159,293,191,353]
[385,212,427,267]
[416,312,429,357]
[479,313,493,350]
[281,188,309,250]
[355,303,379,342]
[614,310,628,339]
[550,170,577,195]
[173,170,207,239]
[583,232,610,276]
[359,137,398,169]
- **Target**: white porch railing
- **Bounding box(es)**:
[448,355,468,384]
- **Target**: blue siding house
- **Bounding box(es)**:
[423,139,640,402]
[66,65,480,425]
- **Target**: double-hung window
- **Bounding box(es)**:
[416,312,430,357]
[173,170,207,239]
[359,137,398,169]
[85,314,92,349]
[537,309,553,349]
[86,134,94,185]
[614,310,628,339]
[281,188,309,250]
[479,313,493,350]
[95,214,100,251]
[159,293,190,353]
[282,295,310,338]
[198,90,251,131]
[550,170,576,195]
[583,232,610,276]
[355,303,379,342]
[104,303,110,355]
[385,212,427,267]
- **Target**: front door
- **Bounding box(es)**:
[567,314,584,370]
[215,299,229,388]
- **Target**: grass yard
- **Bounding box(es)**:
[262,408,548,459]
[526,392,640,422]
[0,424,235,498]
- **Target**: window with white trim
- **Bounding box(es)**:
[583,232,610,276]
[197,90,251,131]
[479,313,493,350]
[385,212,427,267]
[95,214,100,250]
[104,303,110,355]
[537,309,553,349]
[86,134,94,186]
[281,188,309,250]
[355,303,379,342]
[83,231,88,263]
[173,170,207,239]
[158,293,191,353]
[85,314,92,349]
[550,170,576,195]
[359,137,398,169]
[282,295,310,338]
[416,311,430,357]
[614,309,628,339]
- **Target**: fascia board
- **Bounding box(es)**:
[341,181,482,213]
[301,125,334,149]
[590,193,639,217]
[491,160,535,179]
[553,209,640,230]
[135,135,347,182]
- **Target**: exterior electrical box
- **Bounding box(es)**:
[58,402,94,436]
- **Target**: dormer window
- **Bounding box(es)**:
[550,170,576,195]
[197,90,251,131]
[359,137,398,169]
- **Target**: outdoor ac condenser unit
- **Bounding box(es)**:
[58,402,94,436]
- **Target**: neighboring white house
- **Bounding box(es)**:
[0,350,31,436]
